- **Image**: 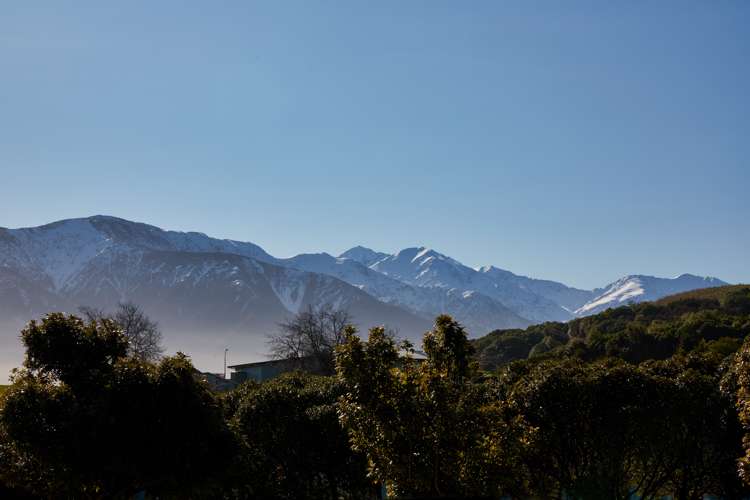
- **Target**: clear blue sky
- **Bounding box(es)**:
[1,1,748,289]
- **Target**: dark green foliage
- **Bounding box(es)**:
[655,284,750,307]
[3,288,750,498]
[0,314,234,499]
[21,313,128,387]
[222,372,374,499]
[506,355,747,499]
[472,322,567,370]
[337,316,529,498]
[730,334,750,486]
[474,285,750,369]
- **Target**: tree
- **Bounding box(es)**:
[336,315,528,498]
[0,313,233,498]
[643,354,747,499]
[80,302,164,362]
[269,304,351,375]
[506,354,747,500]
[732,336,750,487]
[508,360,680,499]
[114,301,164,362]
[222,372,374,499]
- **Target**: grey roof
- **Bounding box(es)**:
[228,357,309,369]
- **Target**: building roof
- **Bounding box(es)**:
[228,357,309,369]
[229,350,427,370]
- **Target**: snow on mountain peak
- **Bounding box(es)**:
[575,273,728,316]
[0,216,733,342]
[1,216,277,291]
[6,218,115,289]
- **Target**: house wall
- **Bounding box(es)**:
[231,359,304,383]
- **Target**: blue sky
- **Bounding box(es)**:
[1,1,748,289]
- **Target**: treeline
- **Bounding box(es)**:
[0,286,749,498]
[473,285,750,370]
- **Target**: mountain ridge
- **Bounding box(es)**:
[0,216,729,376]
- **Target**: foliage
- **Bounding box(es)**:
[505,354,747,499]
[2,288,750,498]
[731,335,750,487]
[336,315,529,498]
[0,313,233,498]
[473,322,567,370]
[222,372,374,499]
[474,286,750,369]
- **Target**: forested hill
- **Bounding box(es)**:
[473,285,750,371]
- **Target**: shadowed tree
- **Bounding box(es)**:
[507,354,747,499]
[221,372,375,499]
[0,313,233,498]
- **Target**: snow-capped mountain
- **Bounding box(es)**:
[0,216,278,287]
[0,217,430,376]
[0,217,429,331]
[0,216,730,376]
[476,266,595,314]
[282,252,530,333]
[364,247,576,323]
[575,274,728,316]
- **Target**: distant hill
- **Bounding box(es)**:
[655,284,750,305]
[473,285,750,371]
[574,274,728,316]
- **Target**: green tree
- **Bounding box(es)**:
[732,336,750,487]
[336,315,528,498]
[222,372,374,499]
[507,354,746,500]
[0,313,234,498]
[643,354,746,499]
[507,360,664,499]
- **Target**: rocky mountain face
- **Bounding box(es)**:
[0,216,728,376]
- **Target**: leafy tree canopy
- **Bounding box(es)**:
[0,313,233,499]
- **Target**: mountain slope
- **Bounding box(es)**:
[0,218,431,377]
[477,266,594,313]
[61,248,430,337]
[284,252,530,333]
[338,246,389,267]
[575,274,728,316]
[0,216,730,378]
[368,247,574,323]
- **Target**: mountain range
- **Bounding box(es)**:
[0,216,728,375]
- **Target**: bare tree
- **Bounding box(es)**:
[268,304,352,375]
[78,305,107,324]
[78,302,164,362]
